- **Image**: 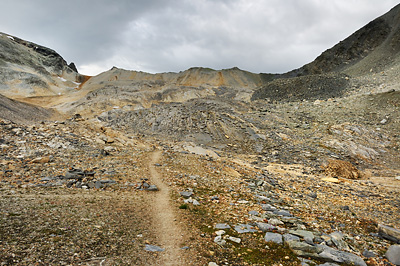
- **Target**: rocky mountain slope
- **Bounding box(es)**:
[1,3,400,266]
[0,94,53,123]
[287,3,400,77]
[253,3,400,102]
[0,32,83,99]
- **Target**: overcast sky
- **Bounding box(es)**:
[0,0,398,76]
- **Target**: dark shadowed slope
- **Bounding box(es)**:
[0,94,53,124]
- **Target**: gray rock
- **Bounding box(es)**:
[100,179,116,184]
[318,245,367,266]
[208,263,219,266]
[257,222,276,232]
[318,263,340,266]
[180,191,194,198]
[268,218,284,225]
[378,224,400,243]
[192,199,201,206]
[289,229,315,242]
[87,181,95,189]
[264,232,283,244]
[214,235,226,246]
[308,192,318,199]
[256,195,271,202]
[65,169,84,179]
[362,249,376,258]
[228,236,241,244]
[146,185,158,191]
[287,242,366,266]
[273,209,293,217]
[94,180,103,189]
[144,244,165,252]
[283,233,300,242]
[300,258,314,266]
[215,223,230,229]
[330,231,349,251]
[249,210,259,216]
[261,203,276,211]
[386,245,400,265]
[286,240,323,254]
[234,224,257,233]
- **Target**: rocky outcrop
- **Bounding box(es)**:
[0,32,83,98]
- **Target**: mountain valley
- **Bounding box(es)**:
[1,4,400,266]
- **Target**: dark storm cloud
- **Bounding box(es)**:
[0,0,398,75]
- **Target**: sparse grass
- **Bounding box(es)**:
[179,203,188,209]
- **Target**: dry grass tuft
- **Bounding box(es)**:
[323,159,362,179]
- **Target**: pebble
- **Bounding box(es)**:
[214,235,226,246]
[144,244,165,252]
[308,192,318,199]
[362,249,376,258]
[215,230,225,236]
[228,236,241,244]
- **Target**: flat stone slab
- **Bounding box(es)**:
[257,222,276,232]
[289,229,315,241]
[234,224,257,234]
[283,233,300,242]
[215,223,231,229]
[264,232,283,244]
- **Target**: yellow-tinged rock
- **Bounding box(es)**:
[30,156,50,164]
[321,177,341,183]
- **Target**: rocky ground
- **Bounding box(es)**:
[1,116,399,266]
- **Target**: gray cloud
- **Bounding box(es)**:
[0,0,398,75]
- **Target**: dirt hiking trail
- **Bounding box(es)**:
[147,150,189,266]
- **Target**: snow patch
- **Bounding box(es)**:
[7,36,14,40]
[57,77,67,82]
